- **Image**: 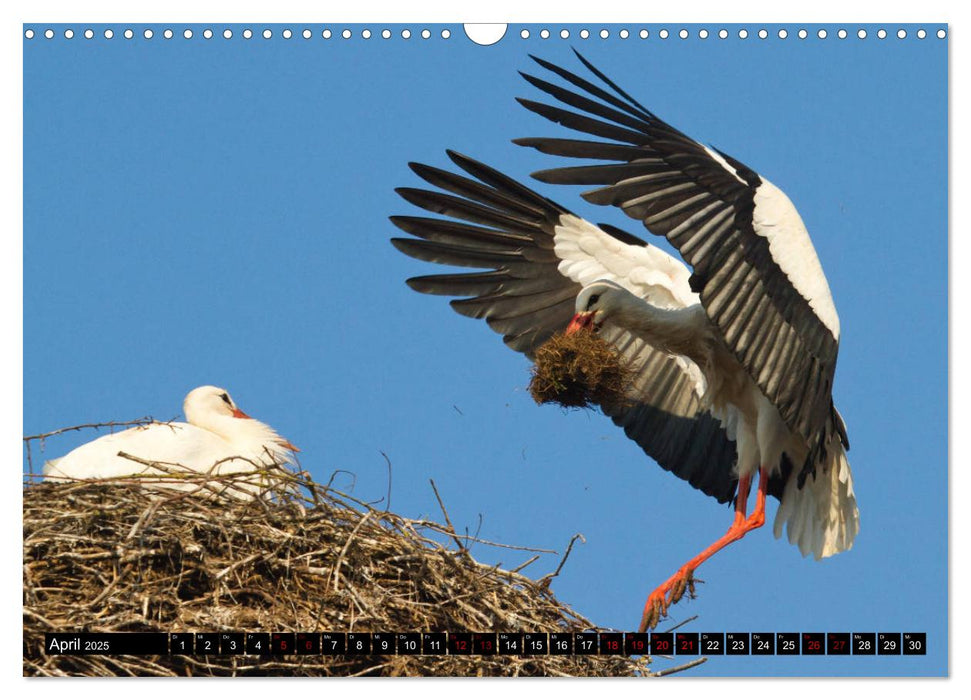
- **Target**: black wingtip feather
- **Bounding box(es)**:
[389,217,421,235]
[527,54,572,78]
[445,150,499,182]
[407,162,428,177]
[394,188,431,207]
[408,161,445,183]
[404,276,428,292]
[528,168,557,184]
[389,237,412,253]
[443,149,569,215]
[568,49,654,118]
[596,222,650,248]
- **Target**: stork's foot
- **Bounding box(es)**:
[636,467,768,633]
[639,569,697,632]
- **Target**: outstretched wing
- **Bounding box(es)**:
[391,151,740,503]
[515,52,843,473]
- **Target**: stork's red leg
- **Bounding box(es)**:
[639,466,769,632]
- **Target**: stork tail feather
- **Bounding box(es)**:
[773,442,859,560]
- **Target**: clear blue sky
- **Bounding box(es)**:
[23,23,947,677]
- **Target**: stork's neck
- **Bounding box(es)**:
[610,291,713,369]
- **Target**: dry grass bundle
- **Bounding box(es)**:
[23,472,656,677]
[529,332,633,410]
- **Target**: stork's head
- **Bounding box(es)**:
[566,280,625,335]
[183,385,300,454]
[184,385,251,426]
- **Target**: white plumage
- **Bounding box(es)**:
[750,177,841,337]
[44,386,297,499]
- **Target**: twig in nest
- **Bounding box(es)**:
[380,451,392,513]
[663,615,699,634]
[540,533,586,588]
[23,417,162,444]
[510,555,540,574]
[651,657,708,677]
[331,511,373,592]
[429,479,467,554]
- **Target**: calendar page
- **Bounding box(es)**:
[22,16,948,678]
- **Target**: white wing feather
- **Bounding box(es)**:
[554,215,698,309]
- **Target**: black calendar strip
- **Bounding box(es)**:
[44,632,927,657]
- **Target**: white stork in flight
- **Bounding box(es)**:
[44,386,298,499]
[391,52,858,631]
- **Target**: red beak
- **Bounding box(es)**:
[232,408,251,419]
[566,311,595,336]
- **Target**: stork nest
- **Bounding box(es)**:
[22,471,654,677]
[528,332,633,410]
